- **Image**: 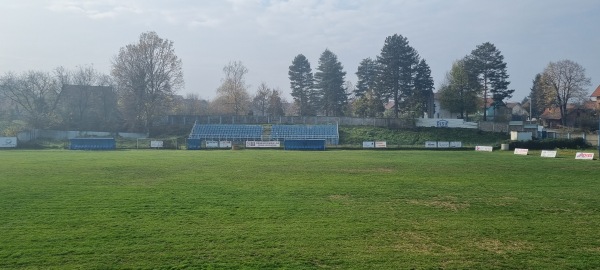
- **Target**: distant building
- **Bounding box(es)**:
[591,84,600,108]
[57,85,120,131]
[540,101,597,128]
[506,102,529,121]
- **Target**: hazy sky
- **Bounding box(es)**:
[1,0,599,103]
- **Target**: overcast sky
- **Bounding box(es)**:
[1,0,599,103]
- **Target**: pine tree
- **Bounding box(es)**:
[528,73,553,119]
[438,60,480,120]
[314,49,347,116]
[355,58,378,98]
[288,54,316,116]
[376,34,420,118]
[465,42,513,121]
[413,59,435,117]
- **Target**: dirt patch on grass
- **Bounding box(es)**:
[340,167,395,174]
[476,238,533,254]
[407,196,470,211]
[393,231,454,255]
[489,196,519,206]
[328,194,353,205]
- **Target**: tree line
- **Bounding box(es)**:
[1,31,593,135]
[289,34,435,119]
[437,44,592,125]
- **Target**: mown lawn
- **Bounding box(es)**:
[0,150,598,269]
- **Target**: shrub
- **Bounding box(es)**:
[509,138,591,150]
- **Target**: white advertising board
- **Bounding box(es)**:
[246,141,281,148]
[425,141,437,148]
[362,141,375,148]
[437,141,450,148]
[375,141,387,148]
[0,137,17,148]
[150,140,163,148]
[475,146,493,152]
[206,141,219,148]
[541,150,557,158]
[575,152,594,160]
[219,141,232,148]
[449,141,462,148]
[514,148,528,155]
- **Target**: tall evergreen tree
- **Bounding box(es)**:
[376,34,420,118]
[288,54,316,116]
[413,59,435,117]
[314,49,347,116]
[465,42,512,121]
[355,58,378,98]
[528,73,553,119]
[438,60,480,120]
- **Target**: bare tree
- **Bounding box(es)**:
[173,93,209,115]
[542,60,591,126]
[268,88,286,117]
[0,71,61,128]
[215,61,250,115]
[111,31,184,132]
[252,82,270,116]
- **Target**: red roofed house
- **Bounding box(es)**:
[591,84,600,108]
[540,101,597,128]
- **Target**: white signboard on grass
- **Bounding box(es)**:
[362,141,375,148]
[375,141,387,148]
[575,152,594,160]
[450,141,462,148]
[150,140,163,148]
[425,141,437,148]
[514,148,528,155]
[206,141,219,148]
[246,141,281,148]
[0,137,17,148]
[541,150,557,158]
[475,146,493,152]
[437,141,450,148]
[219,141,232,148]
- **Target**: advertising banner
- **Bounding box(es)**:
[375,141,387,148]
[425,141,437,148]
[514,148,528,155]
[246,141,281,148]
[150,140,163,148]
[0,137,17,148]
[449,141,462,148]
[437,141,450,148]
[206,141,219,148]
[541,150,557,158]
[475,146,493,152]
[575,152,594,160]
[219,141,232,148]
[362,141,375,148]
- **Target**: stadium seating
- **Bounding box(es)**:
[271,124,339,145]
[188,124,263,141]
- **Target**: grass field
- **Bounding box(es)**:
[0,149,599,269]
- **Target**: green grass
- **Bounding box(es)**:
[339,126,509,146]
[0,150,599,269]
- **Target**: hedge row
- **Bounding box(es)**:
[509,138,591,150]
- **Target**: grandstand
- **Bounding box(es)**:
[188,124,263,141]
[187,123,339,147]
[271,125,339,145]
